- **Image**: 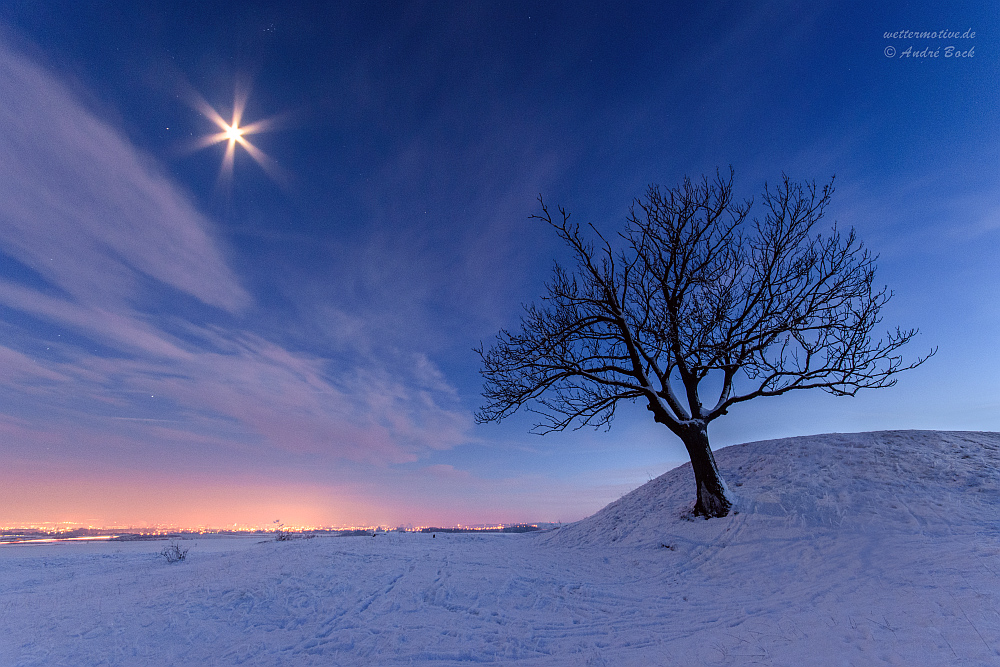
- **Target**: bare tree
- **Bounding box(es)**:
[476,169,934,518]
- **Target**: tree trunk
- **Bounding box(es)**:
[679,425,733,518]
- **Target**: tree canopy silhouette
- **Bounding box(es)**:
[477,169,934,517]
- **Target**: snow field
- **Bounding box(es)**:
[1,430,999,665]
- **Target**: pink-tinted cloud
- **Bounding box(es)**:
[0,313,471,465]
[0,345,69,383]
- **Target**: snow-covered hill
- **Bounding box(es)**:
[2,431,998,666]
[551,430,1000,548]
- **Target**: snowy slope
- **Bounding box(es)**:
[551,430,1000,548]
[1,431,999,666]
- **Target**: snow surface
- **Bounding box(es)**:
[2,430,999,666]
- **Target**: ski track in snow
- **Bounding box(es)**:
[1,430,999,666]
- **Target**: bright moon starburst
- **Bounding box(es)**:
[187,85,288,188]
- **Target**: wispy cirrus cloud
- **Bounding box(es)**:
[0,40,471,479]
[0,43,250,313]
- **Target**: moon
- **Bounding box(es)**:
[184,85,289,188]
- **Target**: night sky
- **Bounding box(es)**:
[1,2,996,529]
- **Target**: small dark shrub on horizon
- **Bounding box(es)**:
[160,542,189,563]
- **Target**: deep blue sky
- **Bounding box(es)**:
[0,2,997,528]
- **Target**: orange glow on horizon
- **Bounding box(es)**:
[0,468,563,532]
[0,471,359,531]
[0,462,588,529]
[0,452,589,531]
